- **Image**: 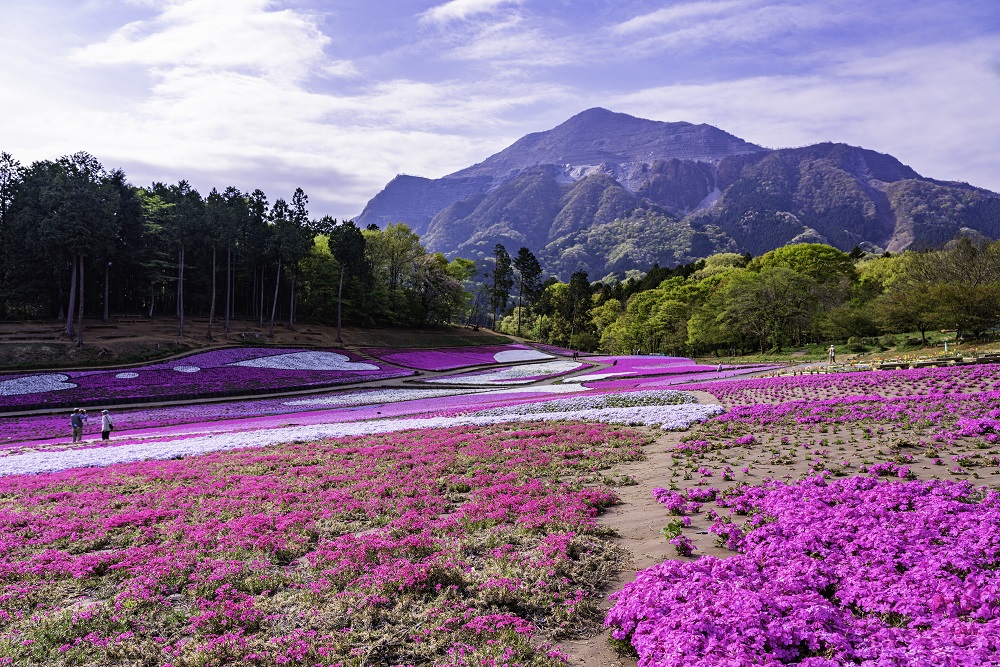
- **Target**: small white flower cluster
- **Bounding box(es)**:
[428,360,584,385]
[231,351,378,371]
[492,349,552,362]
[284,387,481,407]
[470,390,697,416]
[0,374,77,397]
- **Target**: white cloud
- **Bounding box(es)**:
[612,37,1000,191]
[612,0,751,35]
[72,0,332,82]
[420,0,521,24]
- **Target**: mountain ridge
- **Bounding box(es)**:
[356,109,1000,279]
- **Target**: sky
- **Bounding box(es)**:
[2,0,998,221]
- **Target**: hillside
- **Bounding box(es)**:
[356,109,1000,279]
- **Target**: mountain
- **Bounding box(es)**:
[356,108,1000,279]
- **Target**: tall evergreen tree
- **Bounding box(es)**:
[327,220,366,343]
[513,246,542,336]
[488,243,514,330]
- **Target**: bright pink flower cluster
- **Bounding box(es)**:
[0,422,646,666]
[607,475,1000,667]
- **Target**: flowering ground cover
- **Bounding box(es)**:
[361,344,552,371]
[0,422,651,666]
[0,348,411,410]
[427,360,587,385]
[683,363,1000,407]
[584,363,1000,665]
[0,387,490,446]
[0,388,722,476]
[577,366,782,391]
[606,474,1000,666]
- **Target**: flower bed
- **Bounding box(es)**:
[0,348,411,411]
[606,475,1000,666]
[684,363,1000,407]
[0,390,720,476]
[0,423,649,666]
[427,360,586,385]
[579,366,781,391]
[361,344,552,370]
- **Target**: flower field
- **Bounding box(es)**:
[0,422,650,667]
[0,349,412,410]
[426,361,587,385]
[4,347,1000,666]
[361,345,554,371]
[607,475,1000,666]
[596,363,1000,666]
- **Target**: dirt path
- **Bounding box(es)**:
[558,430,684,666]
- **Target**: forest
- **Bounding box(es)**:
[2,151,999,355]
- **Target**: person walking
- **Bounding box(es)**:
[100,410,114,441]
[828,345,836,364]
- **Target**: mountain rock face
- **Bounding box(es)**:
[356,108,1000,279]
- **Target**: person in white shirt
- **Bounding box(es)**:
[100,410,114,441]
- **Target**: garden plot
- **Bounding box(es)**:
[0,348,411,410]
[426,360,587,385]
[594,365,1000,667]
[0,423,650,667]
[361,344,553,370]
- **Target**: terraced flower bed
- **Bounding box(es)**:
[607,475,1000,666]
[361,344,553,371]
[426,360,587,385]
[0,348,412,411]
[0,423,649,666]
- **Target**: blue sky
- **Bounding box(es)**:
[2,0,998,220]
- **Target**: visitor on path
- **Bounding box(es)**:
[828,345,836,364]
[100,410,114,441]
[70,408,87,442]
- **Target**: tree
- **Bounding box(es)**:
[327,220,366,342]
[565,269,594,346]
[720,266,817,352]
[488,243,514,329]
[513,246,542,336]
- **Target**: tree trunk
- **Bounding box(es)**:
[148,284,155,318]
[224,241,231,335]
[75,256,84,348]
[103,261,110,324]
[207,245,217,340]
[178,245,185,337]
[336,264,344,343]
[66,254,77,337]
[288,270,296,330]
[259,266,265,328]
[269,256,281,337]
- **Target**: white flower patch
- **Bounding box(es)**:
[428,360,584,385]
[471,390,697,416]
[567,371,635,382]
[483,384,592,395]
[0,374,77,397]
[284,388,481,407]
[173,366,201,373]
[231,351,378,372]
[115,372,139,379]
[493,349,553,363]
[0,403,724,476]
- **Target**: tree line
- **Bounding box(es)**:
[493,239,1000,355]
[0,151,505,342]
[3,148,994,355]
